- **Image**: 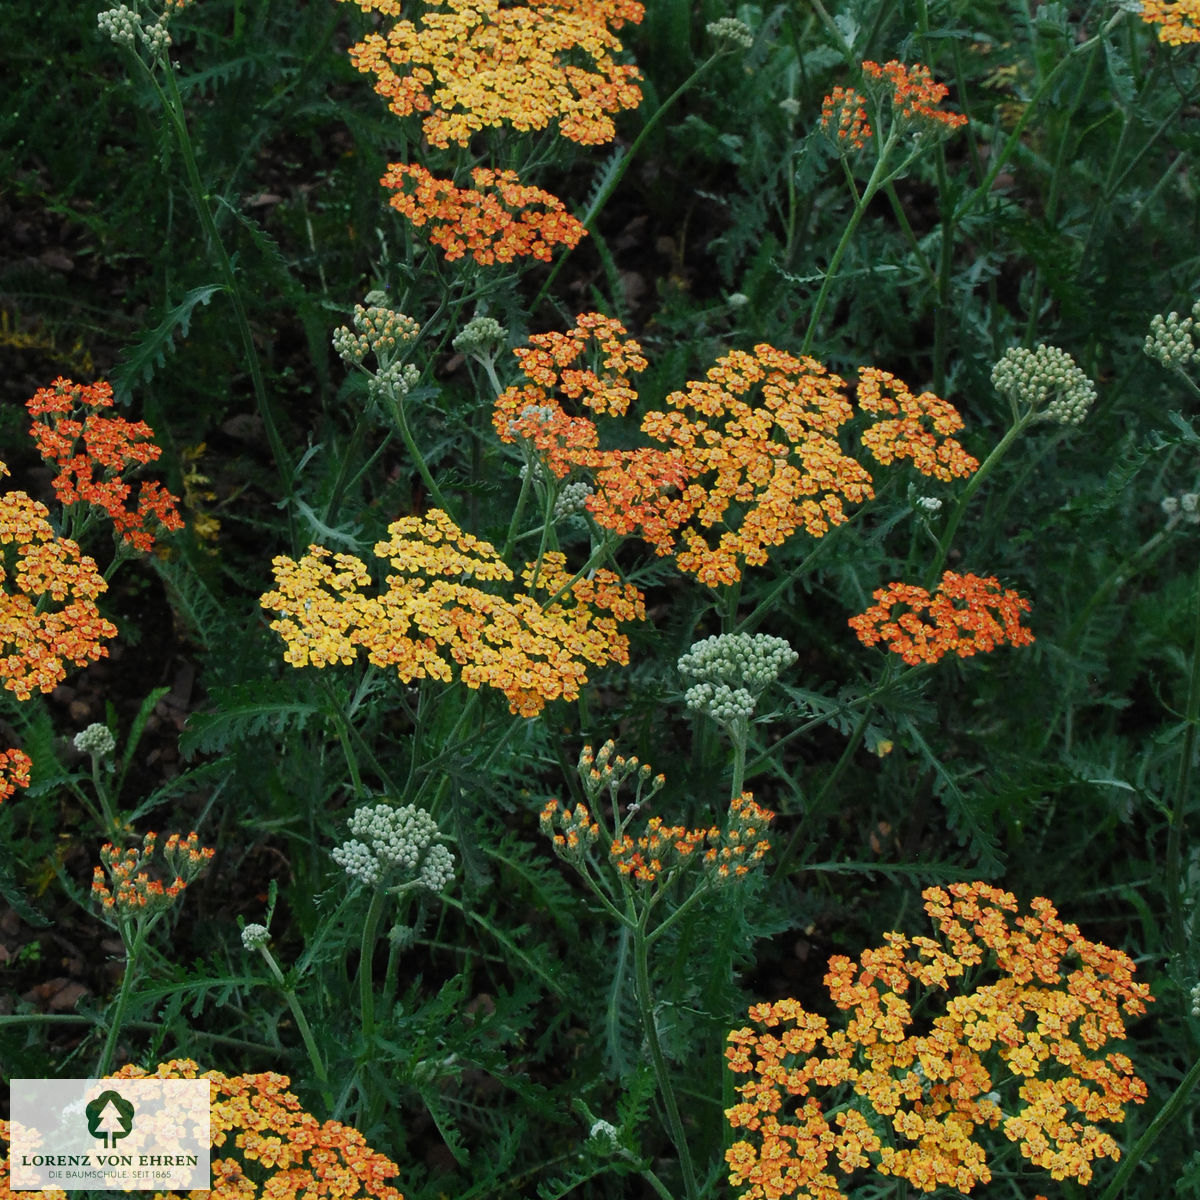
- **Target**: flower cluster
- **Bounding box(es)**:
[857,369,979,480]
[1139,0,1200,44]
[0,747,32,804]
[678,633,798,726]
[91,832,215,915]
[74,721,117,759]
[381,164,586,265]
[848,571,1034,665]
[991,345,1097,426]
[332,801,455,892]
[99,1059,405,1200]
[26,377,184,552]
[0,465,118,700]
[725,882,1152,1199]
[261,510,644,717]
[861,60,967,132]
[1144,298,1200,371]
[819,86,872,151]
[496,317,981,587]
[332,301,420,365]
[340,0,643,148]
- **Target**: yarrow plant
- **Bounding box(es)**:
[725,882,1152,1199]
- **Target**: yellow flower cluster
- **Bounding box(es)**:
[0,461,118,700]
[340,0,644,148]
[261,510,644,717]
[495,319,980,586]
[0,1059,404,1200]
[725,882,1151,1199]
[1139,0,1200,44]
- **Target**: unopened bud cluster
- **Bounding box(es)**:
[453,317,508,360]
[92,831,215,916]
[332,801,455,892]
[553,480,594,521]
[97,3,174,57]
[1144,300,1200,371]
[1191,981,1200,1018]
[578,740,665,811]
[332,302,421,365]
[678,633,798,724]
[1162,492,1200,527]
[241,922,271,951]
[707,17,754,50]
[75,722,116,759]
[991,344,1096,426]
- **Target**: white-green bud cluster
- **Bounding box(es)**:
[453,317,508,359]
[140,20,171,56]
[241,923,270,951]
[367,361,421,403]
[678,633,798,723]
[1162,493,1200,527]
[707,17,754,49]
[587,1120,621,1152]
[333,302,420,365]
[991,344,1096,426]
[332,802,454,892]
[1144,301,1200,371]
[778,98,802,119]
[553,480,593,521]
[98,5,140,47]
[1191,981,1200,1018]
[914,495,943,514]
[74,723,116,759]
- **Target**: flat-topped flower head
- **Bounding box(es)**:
[678,633,798,725]
[861,60,967,133]
[340,0,643,148]
[849,571,1034,665]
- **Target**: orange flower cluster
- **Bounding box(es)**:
[1139,0,1200,44]
[725,882,1151,1200]
[261,509,644,717]
[857,368,978,481]
[27,377,183,552]
[83,1059,402,1200]
[540,784,774,885]
[861,60,967,131]
[498,320,978,586]
[819,86,872,151]
[381,164,586,264]
[340,0,643,148]
[0,465,118,700]
[848,571,1034,665]
[0,747,32,804]
[92,832,215,914]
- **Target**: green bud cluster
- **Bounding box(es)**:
[1162,493,1200,527]
[332,302,420,365]
[241,923,270,951]
[332,801,455,892]
[453,316,508,359]
[74,722,116,759]
[553,480,594,521]
[1191,981,1200,1018]
[367,361,421,403]
[991,344,1096,426]
[678,633,798,724]
[707,17,754,50]
[98,6,140,47]
[1144,300,1200,371]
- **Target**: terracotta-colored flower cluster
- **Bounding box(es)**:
[261,509,644,717]
[541,774,774,885]
[848,571,1034,665]
[725,881,1152,1199]
[92,831,215,915]
[340,0,643,148]
[27,377,183,552]
[0,747,32,804]
[0,462,118,700]
[78,1059,402,1200]
[819,86,872,151]
[496,317,979,587]
[381,164,586,264]
[1139,0,1200,44]
[861,60,967,132]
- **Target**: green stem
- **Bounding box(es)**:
[255,944,333,1109]
[358,885,388,1045]
[1095,1050,1200,1200]
[96,924,147,1074]
[632,904,699,1200]
[388,388,451,512]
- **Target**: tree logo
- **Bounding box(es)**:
[85,1090,135,1148]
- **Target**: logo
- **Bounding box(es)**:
[86,1089,135,1148]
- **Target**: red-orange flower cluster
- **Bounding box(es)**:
[820,85,872,150]
[495,317,979,586]
[341,0,643,148]
[91,831,215,914]
[0,747,32,804]
[381,164,586,264]
[0,465,118,700]
[27,377,183,552]
[726,882,1151,1199]
[848,571,1034,665]
[861,60,967,131]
